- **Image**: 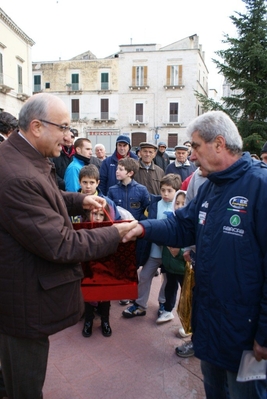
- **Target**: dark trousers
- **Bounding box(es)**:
[85,301,110,322]
[201,360,266,399]
[164,271,184,312]
[0,333,49,399]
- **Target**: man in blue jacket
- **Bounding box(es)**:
[123,111,267,399]
[99,135,138,195]
[165,144,196,181]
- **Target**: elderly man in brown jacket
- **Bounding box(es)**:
[0,93,137,399]
[134,142,165,195]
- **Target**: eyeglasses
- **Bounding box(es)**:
[40,119,71,132]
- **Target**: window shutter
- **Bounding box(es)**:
[72,99,79,113]
[166,65,171,86]
[144,66,147,86]
[72,74,79,84]
[18,66,22,85]
[34,75,41,85]
[178,65,183,85]
[132,67,136,86]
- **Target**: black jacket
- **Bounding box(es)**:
[154,150,170,172]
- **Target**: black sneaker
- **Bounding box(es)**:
[175,341,194,358]
[119,300,130,306]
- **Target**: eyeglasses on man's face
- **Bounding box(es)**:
[40,119,71,133]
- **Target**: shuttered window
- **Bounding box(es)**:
[71,99,79,120]
[135,103,143,122]
[34,75,41,92]
[169,102,178,122]
[18,65,22,93]
[166,65,183,86]
[101,99,109,120]
[71,74,79,90]
[132,66,147,86]
[101,73,109,90]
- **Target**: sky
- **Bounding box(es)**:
[1,0,246,95]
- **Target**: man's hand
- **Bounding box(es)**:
[114,220,138,239]
[121,223,143,242]
[253,340,267,361]
[82,195,106,210]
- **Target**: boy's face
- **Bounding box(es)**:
[80,176,99,195]
[91,209,105,222]
[160,184,177,203]
[116,165,130,180]
[175,194,185,210]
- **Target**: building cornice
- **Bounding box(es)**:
[0,8,35,46]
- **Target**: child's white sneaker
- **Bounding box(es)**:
[156,310,174,324]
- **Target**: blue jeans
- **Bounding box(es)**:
[201,360,267,399]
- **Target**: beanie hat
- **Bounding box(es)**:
[116,135,131,148]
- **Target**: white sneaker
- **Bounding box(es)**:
[177,327,192,338]
[156,310,174,324]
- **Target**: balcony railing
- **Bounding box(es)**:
[71,113,79,121]
[66,83,82,91]
[162,116,183,127]
[93,113,117,123]
[33,84,42,93]
[101,82,109,90]
[0,73,14,93]
[129,115,149,126]
[129,80,150,90]
[17,83,31,101]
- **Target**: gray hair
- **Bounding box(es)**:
[94,143,105,151]
[19,94,55,131]
[187,111,243,154]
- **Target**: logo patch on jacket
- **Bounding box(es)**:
[228,196,248,213]
[198,211,206,225]
[130,201,141,209]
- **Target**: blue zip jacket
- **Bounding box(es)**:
[107,179,150,221]
[64,156,85,192]
[139,152,267,372]
[99,150,138,195]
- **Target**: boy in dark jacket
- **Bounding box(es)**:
[107,158,150,221]
[108,157,150,305]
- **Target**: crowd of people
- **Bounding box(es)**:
[0,93,266,399]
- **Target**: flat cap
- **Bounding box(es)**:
[139,142,157,150]
[175,144,189,151]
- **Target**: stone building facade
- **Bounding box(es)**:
[0,8,34,117]
[32,34,208,154]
